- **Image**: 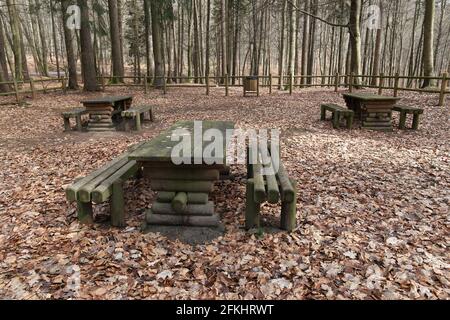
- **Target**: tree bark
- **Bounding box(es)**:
[108,0,124,82]
[422,0,436,87]
[78,0,100,91]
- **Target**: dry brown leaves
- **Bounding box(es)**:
[0,86,448,300]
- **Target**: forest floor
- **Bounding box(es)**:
[0,86,448,300]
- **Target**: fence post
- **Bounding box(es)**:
[289,74,293,95]
[269,74,272,94]
[13,76,20,104]
[349,73,354,93]
[394,73,400,97]
[206,75,210,96]
[225,74,229,96]
[257,76,260,97]
[439,72,448,106]
[335,73,339,92]
[144,76,148,94]
[163,76,167,95]
[29,78,36,99]
[61,78,67,94]
[378,73,385,95]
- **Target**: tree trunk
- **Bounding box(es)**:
[108,0,124,82]
[150,0,165,87]
[349,0,362,85]
[422,0,436,87]
[78,0,99,91]
[61,0,79,89]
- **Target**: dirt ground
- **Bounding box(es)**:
[0,86,448,299]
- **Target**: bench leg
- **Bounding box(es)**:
[76,115,83,131]
[332,112,340,129]
[111,179,126,227]
[412,114,420,130]
[320,106,327,121]
[245,179,260,230]
[149,109,154,122]
[347,114,354,129]
[77,201,93,224]
[63,117,71,131]
[280,180,297,232]
[135,115,141,131]
[399,111,407,130]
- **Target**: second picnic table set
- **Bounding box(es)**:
[62,95,154,132]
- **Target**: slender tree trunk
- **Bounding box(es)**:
[422,0,436,87]
[61,0,79,89]
[150,0,165,87]
[349,0,362,85]
[108,0,124,82]
[78,0,99,91]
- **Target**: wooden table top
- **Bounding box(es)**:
[343,93,401,102]
[129,120,235,164]
[81,96,133,105]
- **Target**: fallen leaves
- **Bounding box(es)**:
[0,87,448,300]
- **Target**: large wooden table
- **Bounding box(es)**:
[129,120,235,227]
[343,93,400,131]
[81,96,133,131]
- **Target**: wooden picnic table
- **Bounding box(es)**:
[81,96,133,131]
[128,120,235,227]
[343,93,401,131]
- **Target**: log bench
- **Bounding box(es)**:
[121,105,154,131]
[392,106,424,130]
[320,104,354,129]
[245,146,297,232]
[62,108,88,132]
[65,143,144,227]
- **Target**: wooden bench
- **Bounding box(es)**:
[121,105,154,131]
[321,104,354,129]
[245,146,297,232]
[62,108,88,131]
[65,143,144,227]
[392,106,424,130]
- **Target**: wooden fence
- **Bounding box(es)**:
[1,72,448,106]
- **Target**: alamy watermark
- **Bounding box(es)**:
[170,121,281,176]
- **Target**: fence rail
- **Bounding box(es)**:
[1,72,448,106]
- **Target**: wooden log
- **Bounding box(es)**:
[245,179,260,230]
[152,201,215,216]
[63,117,71,131]
[111,179,126,227]
[171,192,188,213]
[157,191,176,203]
[250,148,266,203]
[143,168,220,181]
[146,210,220,227]
[149,180,214,193]
[280,180,297,232]
[259,148,280,204]
[76,200,93,224]
[66,155,130,202]
[91,161,139,203]
[276,162,295,203]
[157,192,209,204]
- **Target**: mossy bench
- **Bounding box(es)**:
[62,108,88,131]
[245,146,297,232]
[321,104,354,129]
[65,143,144,227]
[392,106,424,130]
[121,105,154,131]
